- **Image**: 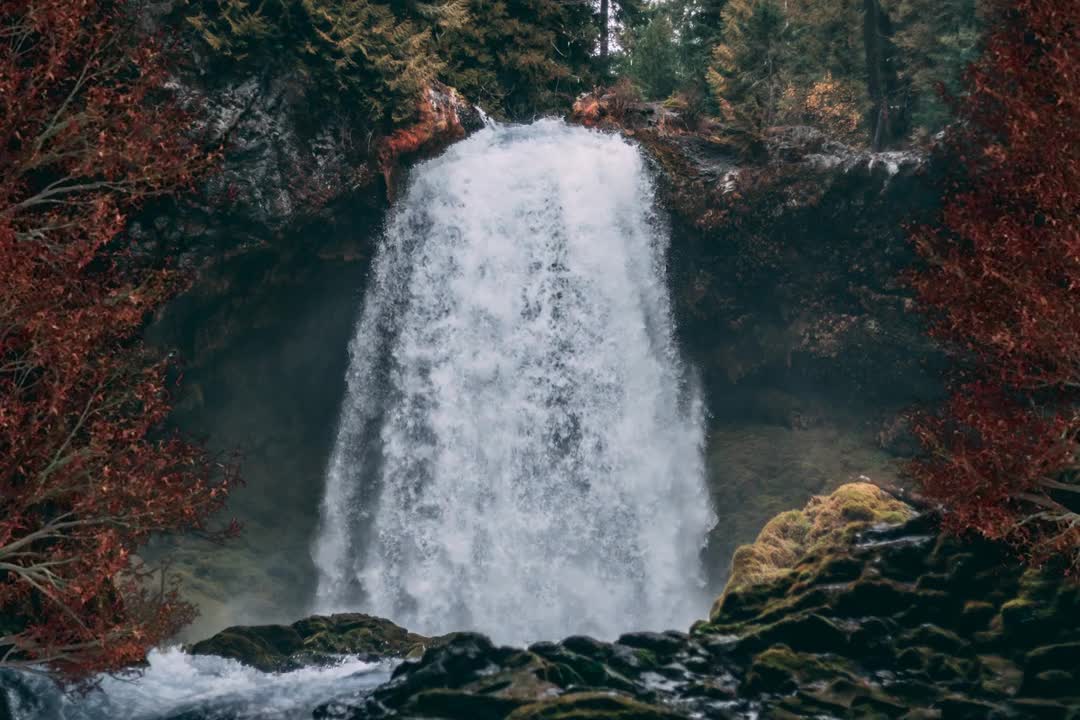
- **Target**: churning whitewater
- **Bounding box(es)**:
[313,119,715,644]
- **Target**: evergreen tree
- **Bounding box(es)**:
[436,0,598,118]
[786,0,863,81]
[782,0,907,147]
[599,0,646,63]
[669,0,727,88]
[861,0,908,148]
[707,0,795,134]
[185,0,462,123]
[890,0,983,135]
[186,0,593,122]
[703,0,929,146]
[618,9,682,100]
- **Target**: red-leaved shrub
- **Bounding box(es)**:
[0,0,237,678]
[909,0,1080,570]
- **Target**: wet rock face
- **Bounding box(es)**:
[126,68,383,271]
[377,83,485,198]
[188,613,438,673]
[313,630,738,720]
[650,121,944,421]
[301,493,1079,719]
[137,62,481,638]
[133,41,483,269]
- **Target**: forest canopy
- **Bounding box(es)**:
[182,0,598,122]
[183,0,985,145]
[619,0,985,145]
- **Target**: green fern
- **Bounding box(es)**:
[183,0,593,123]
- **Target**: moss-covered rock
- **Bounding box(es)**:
[507,692,687,720]
[691,488,1080,718]
[189,613,435,671]
[311,489,1079,720]
[711,482,914,620]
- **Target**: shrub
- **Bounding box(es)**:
[908,0,1080,571]
[0,0,238,678]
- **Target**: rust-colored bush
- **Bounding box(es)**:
[908,0,1080,570]
[0,0,237,678]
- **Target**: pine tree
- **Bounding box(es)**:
[619,9,682,100]
[786,0,863,81]
[599,0,646,63]
[185,0,460,124]
[670,0,727,88]
[782,0,908,147]
[890,0,983,135]
[436,0,597,118]
[186,0,593,122]
[861,0,908,148]
[707,0,795,134]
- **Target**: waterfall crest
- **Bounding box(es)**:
[313,119,715,644]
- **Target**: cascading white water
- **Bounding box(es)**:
[1,649,393,720]
[313,119,715,645]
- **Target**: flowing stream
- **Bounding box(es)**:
[0,649,393,719]
[314,119,715,644]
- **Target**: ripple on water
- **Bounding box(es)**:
[1,647,394,720]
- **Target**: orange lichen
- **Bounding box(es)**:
[378,83,467,197]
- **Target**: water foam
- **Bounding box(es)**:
[1,648,392,720]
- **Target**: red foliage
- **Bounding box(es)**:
[908,0,1080,569]
[0,0,236,678]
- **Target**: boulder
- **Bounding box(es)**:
[507,692,689,720]
[294,488,1080,719]
[188,613,435,671]
[712,482,914,619]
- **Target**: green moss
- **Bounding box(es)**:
[711,483,914,621]
[999,598,1038,627]
[739,613,850,655]
[411,689,526,719]
[507,692,685,720]
[190,613,434,670]
[899,625,968,655]
[188,625,303,671]
[976,655,1022,697]
[743,645,856,694]
[701,424,905,584]
[632,649,658,667]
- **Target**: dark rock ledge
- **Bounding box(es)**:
[191,484,1080,719]
[188,613,443,673]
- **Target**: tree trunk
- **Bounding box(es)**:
[863,0,890,150]
[600,0,610,59]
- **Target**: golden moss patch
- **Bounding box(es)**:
[712,482,914,620]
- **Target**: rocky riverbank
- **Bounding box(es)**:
[189,484,1080,719]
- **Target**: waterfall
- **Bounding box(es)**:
[312,119,715,645]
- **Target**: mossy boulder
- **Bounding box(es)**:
[743,645,857,694]
[369,633,576,718]
[189,613,435,671]
[507,693,687,720]
[711,482,914,620]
